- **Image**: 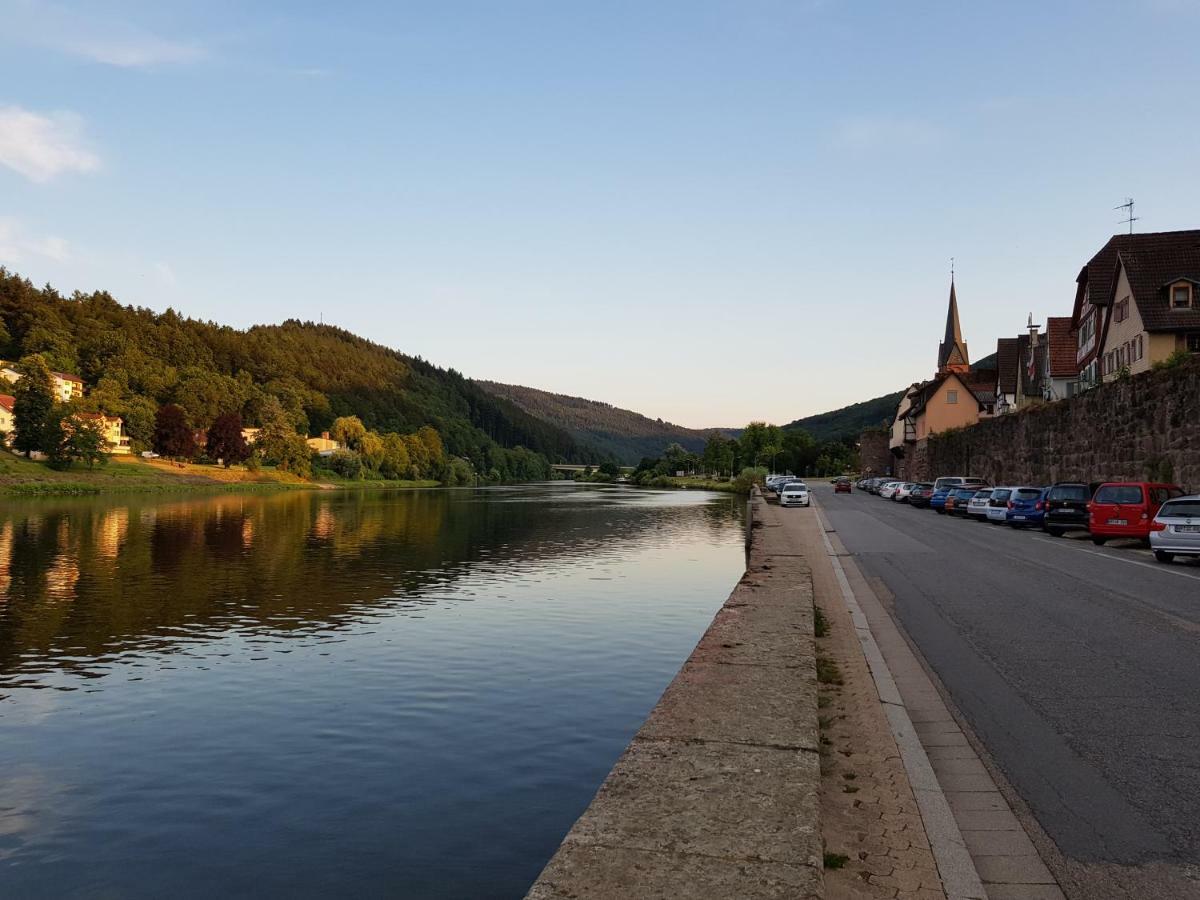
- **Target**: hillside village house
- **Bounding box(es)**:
[74,412,132,455]
[1,363,86,404]
[0,394,15,441]
[1096,230,1200,380]
[995,337,1019,412]
[306,432,341,457]
[889,281,993,477]
[1041,316,1078,400]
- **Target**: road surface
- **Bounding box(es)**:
[812,482,1200,897]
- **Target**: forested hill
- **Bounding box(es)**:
[477,381,721,465]
[0,270,602,468]
[783,389,905,441]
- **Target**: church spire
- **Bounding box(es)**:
[937,276,970,372]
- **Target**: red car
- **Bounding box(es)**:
[834,478,851,494]
[1088,482,1185,545]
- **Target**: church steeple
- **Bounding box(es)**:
[937,277,970,373]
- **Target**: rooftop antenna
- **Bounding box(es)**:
[1115,197,1138,235]
[950,256,955,281]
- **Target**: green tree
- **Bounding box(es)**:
[154,404,197,459]
[12,355,55,457]
[46,412,110,469]
[330,415,367,450]
[379,433,412,479]
[206,412,249,467]
[598,461,620,476]
[359,431,385,472]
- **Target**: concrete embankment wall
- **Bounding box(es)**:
[912,356,1200,488]
[526,492,823,899]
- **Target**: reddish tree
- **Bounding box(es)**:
[206,412,250,468]
[153,404,197,460]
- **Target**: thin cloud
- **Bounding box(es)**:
[831,114,945,152]
[0,105,100,182]
[2,1,205,68]
[0,218,72,264]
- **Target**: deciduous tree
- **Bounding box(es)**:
[206,412,249,468]
[154,404,197,459]
[12,355,55,457]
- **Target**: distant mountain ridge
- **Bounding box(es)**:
[476,381,723,465]
[783,390,905,441]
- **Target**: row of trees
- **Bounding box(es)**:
[629,423,859,484]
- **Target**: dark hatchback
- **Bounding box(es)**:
[945,487,979,517]
[908,483,935,508]
[1043,482,1094,536]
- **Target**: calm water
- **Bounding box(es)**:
[0,483,745,899]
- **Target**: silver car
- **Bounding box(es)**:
[966,488,993,519]
[1150,495,1200,563]
[986,487,1012,523]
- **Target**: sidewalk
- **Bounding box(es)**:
[768,492,1066,900]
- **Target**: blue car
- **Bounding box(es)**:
[1005,486,1048,528]
[929,487,952,513]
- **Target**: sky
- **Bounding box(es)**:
[2,0,1200,428]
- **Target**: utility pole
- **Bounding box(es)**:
[1115,198,1138,235]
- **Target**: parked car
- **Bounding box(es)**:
[1042,482,1095,536]
[1089,482,1185,545]
[895,482,917,502]
[1150,495,1200,563]
[834,478,852,494]
[945,487,979,517]
[779,481,811,508]
[868,478,891,495]
[966,488,993,519]
[1005,487,1048,528]
[879,481,903,500]
[930,476,987,514]
[986,487,1013,523]
[908,483,935,508]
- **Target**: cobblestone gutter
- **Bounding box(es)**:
[526,491,824,899]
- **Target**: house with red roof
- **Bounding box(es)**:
[1040,316,1078,400]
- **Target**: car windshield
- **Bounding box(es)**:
[934,478,961,490]
[1159,500,1200,518]
[784,483,806,491]
[973,490,992,499]
[1095,485,1144,504]
[991,489,1011,502]
[1014,489,1042,500]
[1049,485,1089,501]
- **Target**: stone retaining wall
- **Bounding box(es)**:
[911,356,1200,488]
[525,492,823,899]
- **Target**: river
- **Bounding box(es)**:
[0,483,745,898]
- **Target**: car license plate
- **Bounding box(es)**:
[1013,515,1025,520]
[1107,518,1127,526]
[1177,524,1200,533]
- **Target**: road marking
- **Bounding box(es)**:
[1029,536,1200,582]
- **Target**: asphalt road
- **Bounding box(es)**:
[813,482,1200,878]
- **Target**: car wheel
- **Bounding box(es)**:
[1154,551,1174,563]
[1091,536,1107,546]
[935,509,945,515]
[1045,528,1063,537]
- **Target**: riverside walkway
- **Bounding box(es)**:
[528,489,1056,899]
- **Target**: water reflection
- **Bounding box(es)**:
[0,484,744,898]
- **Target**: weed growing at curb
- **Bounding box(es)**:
[816,656,844,685]
[818,715,835,729]
[817,695,832,708]
[814,604,829,638]
[823,852,850,870]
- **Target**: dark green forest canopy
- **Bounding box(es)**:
[0,269,603,466]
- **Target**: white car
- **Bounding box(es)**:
[780,481,811,507]
[879,481,902,500]
[986,487,1012,523]
[1150,495,1200,563]
[966,488,993,519]
[894,482,917,502]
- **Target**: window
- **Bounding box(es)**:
[1115,298,1129,322]
[1136,335,1144,360]
[1160,500,1200,517]
[1172,283,1193,309]
[946,389,958,404]
[1094,485,1144,504]
[1188,333,1200,353]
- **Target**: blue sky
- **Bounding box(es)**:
[2,1,1199,427]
